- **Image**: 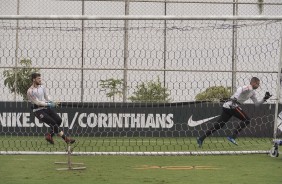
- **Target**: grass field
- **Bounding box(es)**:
[0,154,281,184]
[0,136,281,184]
[0,136,273,152]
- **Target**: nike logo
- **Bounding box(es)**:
[187,115,220,127]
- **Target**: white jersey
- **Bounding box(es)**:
[223,85,264,109]
[27,85,51,112]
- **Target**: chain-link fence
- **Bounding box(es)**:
[2,0,282,16]
[1,0,282,102]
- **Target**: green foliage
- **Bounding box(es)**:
[195,86,232,102]
[99,78,124,102]
[129,78,170,103]
[3,59,39,100]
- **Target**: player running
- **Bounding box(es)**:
[197,77,272,148]
[27,72,75,145]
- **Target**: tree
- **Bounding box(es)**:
[195,86,232,102]
[3,59,39,100]
[99,78,124,102]
[129,78,170,103]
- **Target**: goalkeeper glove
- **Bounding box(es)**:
[263,92,272,101]
[47,101,60,108]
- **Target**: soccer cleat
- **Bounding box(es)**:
[227,136,238,145]
[197,137,203,148]
[64,137,75,144]
[45,133,54,144]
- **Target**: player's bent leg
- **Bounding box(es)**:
[34,110,57,144]
[231,107,251,140]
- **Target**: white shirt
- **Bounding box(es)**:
[223,85,264,109]
[27,85,51,111]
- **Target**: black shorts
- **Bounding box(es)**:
[34,108,62,130]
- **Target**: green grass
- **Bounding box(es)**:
[0,154,281,184]
[0,136,273,152]
[0,136,280,184]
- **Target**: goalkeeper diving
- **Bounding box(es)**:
[27,72,75,144]
[197,77,272,147]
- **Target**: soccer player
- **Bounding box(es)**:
[197,77,271,148]
[27,72,75,145]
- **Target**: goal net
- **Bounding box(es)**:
[0,15,281,155]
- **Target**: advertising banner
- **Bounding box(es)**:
[0,101,276,137]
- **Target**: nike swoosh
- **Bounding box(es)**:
[187,115,220,127]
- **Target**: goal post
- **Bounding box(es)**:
[0,15,282,156]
